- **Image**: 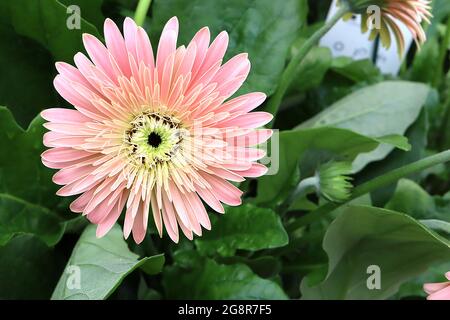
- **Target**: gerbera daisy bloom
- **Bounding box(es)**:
[41,17,272,243]
[423,272,450,300]
[341,0,432,55]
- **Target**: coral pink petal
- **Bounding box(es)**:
[427,285,450,300]
[104,18,131,76]
[424,282,450,294]
[156,17,179,71]
[83,33,115,80]
[237,163,268,178]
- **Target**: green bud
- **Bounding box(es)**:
[317,161,353,203]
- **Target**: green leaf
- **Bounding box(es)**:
[0,107,58,206]
[409,38,440,84]
[59,0,105,31]
[357,108,429,206]
[331,57,382,83]
[140,253,165,275]
[149,0,307,95]
[296,81,430,172]
[290,41,332,92]
[0,194,65,246]
[385,179,450,222]
[51,224,163,300]
[375,135,411,152]
[1,0,101,62]
[220,256,282,279]
[0,107,74,245]
[255,127,388,207]
[0,235,64,299]
[195,204,288,257]
[301,205,450,300]
[0,24,58,127]
[163,256,288,299]
[420,220,450,235]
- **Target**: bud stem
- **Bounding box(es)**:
[134,0,152,27]
[278,176,319,214]
[287,150,450,231]
[265,2,351,126]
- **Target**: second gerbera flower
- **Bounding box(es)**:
[344,0,432,55]
[41,17,273,243]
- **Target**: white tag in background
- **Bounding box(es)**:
[319,0,413,76]
[319,0,374,61]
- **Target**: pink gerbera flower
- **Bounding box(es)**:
[41,17,272,243]
[424,272,450,300]
[361,0,432,55]
[341,0,433,55]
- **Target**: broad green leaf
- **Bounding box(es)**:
[357,108,429,206]
[331,57,382,83]
[409,38,440,84]
[0,24,58,127]
[0,194,65,246]
[301,205,450,300]
[163,256,288,299]
[219,256,282,279]
[296,81,430,171]
[0,108,57,206]
[1,0,101,62]
[255,127,389,207]
[59,0,105,31]
[149,0,307,95]
[195,204,288,257]
[0,107,74,245]
[51,224,163,300]
[375,135,411,151]
[140,253,165,275]
[420,220,450,235]
[385,179,450,222]
[0,235,64,299]
[290,41,332,92]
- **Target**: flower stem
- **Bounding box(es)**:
[278,176,319,214]
[265,3,350,127]
[287,150,450,231]
[134,0,152,27]
[434,16,450,88]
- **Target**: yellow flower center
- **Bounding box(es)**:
[124,111,187,169]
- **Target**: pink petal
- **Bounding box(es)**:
[156,17,179,71]
[427,285,450,300]
[236,163,268,177]
[82,33,115,80]
[104,18,131,76]
[41,108,91,124]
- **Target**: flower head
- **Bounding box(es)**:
[41,17,272,243]
[342,0,432,56]
[317,162,353,203]
[423,272,450,300]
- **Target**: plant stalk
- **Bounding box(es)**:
[134,0,152,27]
[278,176,319,215]
[265,3,350,127]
